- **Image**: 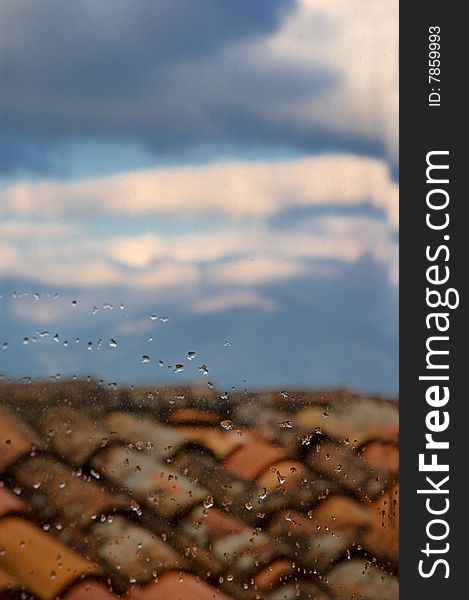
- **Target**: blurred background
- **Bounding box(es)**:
[0,0,398,395]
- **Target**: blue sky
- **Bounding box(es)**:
[0,0,398,395]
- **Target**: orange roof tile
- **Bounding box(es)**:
[63,580,119,600]
[177,426,247,459]
[0,408,43,473]
[360,441,399,473]
[129,571,235,600]
[325,558,398,600]
[104,412,185,461]
[91,447,207,519]
[224,440,287,480]
[90,517,186,584]
[13,456,130,530]
[0,382,398,599]
[0,517,99,600]
[38,407,109,466]
[0,485,27,519]
[0,565,22,594]
[307,442,388,500]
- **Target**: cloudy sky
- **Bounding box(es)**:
[0,0,398,395]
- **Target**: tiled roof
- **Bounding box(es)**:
[0,382,398,599]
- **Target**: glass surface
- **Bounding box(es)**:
[0,2,398,599]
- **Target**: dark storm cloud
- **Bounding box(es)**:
[0,0,350,172]
[0,1,299,161]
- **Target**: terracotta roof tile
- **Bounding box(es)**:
[171,450,285,520]
[128,571,235,600]
[265,581,331,600]
[253,559,295,592]
[62,580,119,600]
[296,399,398,446]
[268,500,366,573]
[104,412,185,461]
[167,408,220,426]
[361,484,399,565]
[179,506,290,582]
[0,382,398,598]
[306,442,389,500]
[0,566,23,596]
[0,517,99,600]
[0,408,43,473]
[13,456,130,530]
[90,517,186,584]
[38,407,109,466]
[360,441,399,474]
[256,460,330,509]
[224,441,287,480]
[180,507,245,547]
[230,406,299,454]
[91,447,207,519]
[325,558,398,600]
[0,484,27,519]
[177,427,247,459]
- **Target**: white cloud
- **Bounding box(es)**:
[193,291,279,314]
[109,233,166,269]
[0,220,77,240]
[1,154,398,230]
[211,257,307,286]
[243,0,398,163]
[0,212,397,293]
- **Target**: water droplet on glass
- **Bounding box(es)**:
[322,412,329,419]
[198,364,209,375]
[2,342,7,350]
[259,488,268,500]
[279,420,293,429]
[109,339,118,348]
[223,341,232,347]
[174,364,184,373]
[219,392,229,400]
[87,341,93,351]
[141,355,150,364]
[149,314,158,320]
[103,303,113,310]
[23,337,29,345]
[37,330,50,338]
[220,420,233,430]
[130,499,142,516]
[187,351,196,360]
[244,501,253,511]
[276,471,286,485]
[203,495,214,509]
[72,300,77,307]
[92,305,99,315]
[53,334,59,343]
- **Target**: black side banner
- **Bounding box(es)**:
[400,2,465,596]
